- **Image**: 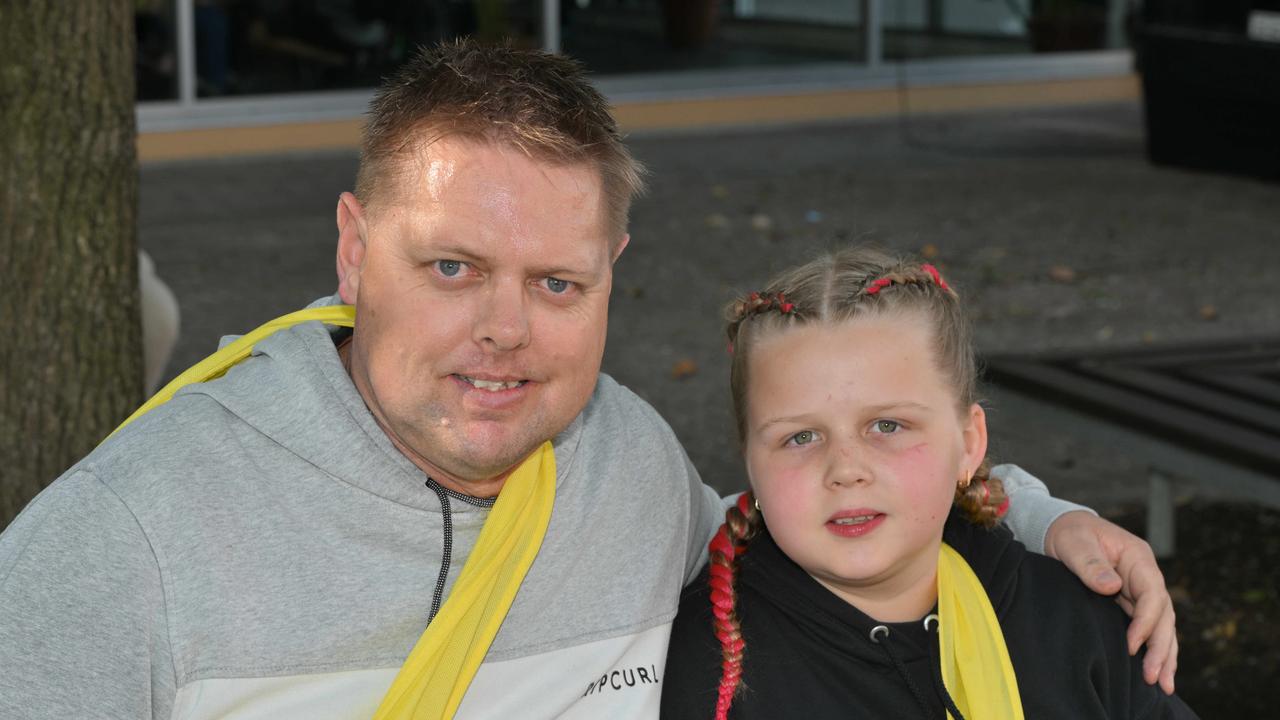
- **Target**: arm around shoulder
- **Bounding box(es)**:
[0,471,175,719]
[992,463,1094,554]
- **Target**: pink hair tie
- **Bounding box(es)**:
[921,263,950,290]
[865,277,894,295]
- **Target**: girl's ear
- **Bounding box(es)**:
[960,403,989,481]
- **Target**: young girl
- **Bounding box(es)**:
[661,247,1196,719]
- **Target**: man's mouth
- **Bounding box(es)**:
[455,374,528,392]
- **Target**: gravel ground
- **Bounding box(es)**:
[1109,501,1280,719]
[140,99,1280,717]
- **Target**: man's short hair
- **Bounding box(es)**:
[356,39,645,240]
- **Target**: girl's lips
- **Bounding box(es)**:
[825,512,886,538]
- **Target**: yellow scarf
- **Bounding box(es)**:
[936,542,1025,720]
[372,442,555,719]
[110,305,557,719]
[112,305,358,436]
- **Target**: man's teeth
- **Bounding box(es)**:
[461,376,524,391]
[832,515,877,525]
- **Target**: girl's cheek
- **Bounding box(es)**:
[886,443,953,521]
[755,462,812,513]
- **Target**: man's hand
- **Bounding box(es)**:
[1044,510,1177,695]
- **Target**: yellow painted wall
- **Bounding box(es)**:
[138,74,1139,163]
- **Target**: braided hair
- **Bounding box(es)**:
[710,247,1007,716]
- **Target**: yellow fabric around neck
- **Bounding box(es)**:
[111,304,357,437]
[372,441,556,719]
[107,305,558,718]
[936,542,1024,720]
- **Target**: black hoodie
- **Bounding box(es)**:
[661,511,1197,719]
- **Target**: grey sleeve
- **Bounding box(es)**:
[681,461,724,587]
[993,463,1096,555]
[0,471,176,720]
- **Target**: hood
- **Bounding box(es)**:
[739,507,1029,669]
[170,299,586,514]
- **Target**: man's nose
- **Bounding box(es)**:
[473,278,531,351]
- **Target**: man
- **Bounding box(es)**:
[0,41,1174,718]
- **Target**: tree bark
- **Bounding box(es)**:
[0,1,142,527]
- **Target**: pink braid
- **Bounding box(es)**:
[709,492,757,720]
[865,263,953,295]
[921,263,950,290]
[865,277,894,295]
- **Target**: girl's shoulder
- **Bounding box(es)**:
[662,566,724,719]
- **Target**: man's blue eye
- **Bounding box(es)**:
[546,277,570,294]
[437,260,463,277]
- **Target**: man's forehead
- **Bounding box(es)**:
[362,139,611,264]
[392,135,599,195]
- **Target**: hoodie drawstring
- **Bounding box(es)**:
[869,617,967,720]
[925,614,967,720]
[424,478,496,625]
[870,624,939,719]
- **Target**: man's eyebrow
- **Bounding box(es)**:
[430,244,486,262]
[529,262,599,279]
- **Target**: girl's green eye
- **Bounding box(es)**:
[875,420,900,434]
[790,430,815,446]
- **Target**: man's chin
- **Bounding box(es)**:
[446,428,552,479]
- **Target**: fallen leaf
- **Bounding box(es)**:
[921,243,939,259]
[1142,330,1158,344]
[670,359,698,380]
[1096,326,1114,341]
[626,286,645,299]
[1202,617,1238,641]
[1242,589,1269,604]
[705,213,729,229]
[750,214,774,231]
[1199,304,1219,321]
[710,184,730,199]
[1048,265,1077,284]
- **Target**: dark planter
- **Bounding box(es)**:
[660,0,720,50]
[1137,22,1280,181]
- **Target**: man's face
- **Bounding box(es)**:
[336,138,626,490]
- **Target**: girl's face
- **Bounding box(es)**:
[743,312,987,621]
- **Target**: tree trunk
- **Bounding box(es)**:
[0,1,142,527]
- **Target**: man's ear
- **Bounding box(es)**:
[611,233,630,264]
[336,192,368,304]
[961,403,989,481]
